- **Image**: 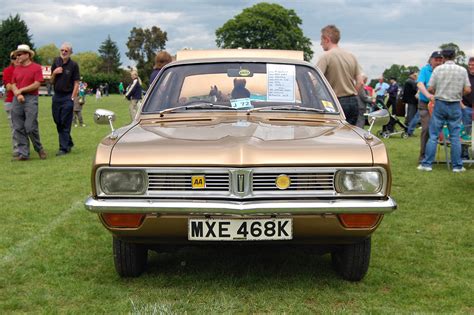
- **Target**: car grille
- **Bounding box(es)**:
[143,168,337,198]
[148,173,230,191]
[252,172,335,191]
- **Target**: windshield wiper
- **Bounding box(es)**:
[247,105,326,115]
[159,102,236,117]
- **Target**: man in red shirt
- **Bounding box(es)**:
[2,52,20,157]
[10,44,47,161]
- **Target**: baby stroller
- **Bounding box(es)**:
[375,100,409,139]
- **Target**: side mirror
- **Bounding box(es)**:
[94,109,118,139]
[366,109,390,135]
[94,109,116,125]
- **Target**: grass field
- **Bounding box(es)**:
[0,95,472,313]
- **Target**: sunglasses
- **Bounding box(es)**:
[61,49,69,53]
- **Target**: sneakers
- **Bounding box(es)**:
[74,124,78,127]
[38,150,47,160]
[452,167,466,173]
[81,123,86,127]
[417,165,432,171]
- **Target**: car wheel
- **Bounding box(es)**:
[113,237,148,277]
[331,237,371,281]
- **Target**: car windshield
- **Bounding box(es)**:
[142,62,339,114]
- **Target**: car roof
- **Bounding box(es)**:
[177,49,304,61]
[170,49,312,67]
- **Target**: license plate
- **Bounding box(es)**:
[188,218,292,241]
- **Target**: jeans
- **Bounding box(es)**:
[338,96,359,126]
[52,93,74,152]
[421,100,463,169]
[407,110,420,135]
[405,102,418,127]
[462,106,472,135]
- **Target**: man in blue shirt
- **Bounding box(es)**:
[374,77,389,108]
[416,51,443,162]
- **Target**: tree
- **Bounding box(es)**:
[215,2,313,61]
[368,64,420,88]
[73,51,101,76]
[439,42,466,65]
[98,35,121,74]
[382,64,420,86]
[126,26,167,83]
[0,14,36,69]
[37,43,59,66]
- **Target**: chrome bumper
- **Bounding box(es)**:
[84,197,397,215]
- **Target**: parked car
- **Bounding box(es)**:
[85,49,397,281]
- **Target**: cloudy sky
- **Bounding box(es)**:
[2,0,473,78]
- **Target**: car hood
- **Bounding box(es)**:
[109,117,373,166]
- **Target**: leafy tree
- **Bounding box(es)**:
[439,42,466,65]
[126,26,167,84]
[368,64,420,88]
[215,2,313,61]
[73,51,101,76]
[382,64,420,86]
[0,14,36,69]
[37,43,59,66]
[98,35,121,74]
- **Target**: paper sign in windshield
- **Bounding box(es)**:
[267,64,296,102]
[230,98,253,109]
[322,100,336,112]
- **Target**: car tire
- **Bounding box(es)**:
[331,237,371,281]
[113,237,148,277]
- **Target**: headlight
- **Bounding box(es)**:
[335,170,383,194]
[100,169,147,195]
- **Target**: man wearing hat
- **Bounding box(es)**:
[2,51,20,157]
[416,51,444,162]
[50,42,80,156]
[418,48,471,172]
[10,44,47,161]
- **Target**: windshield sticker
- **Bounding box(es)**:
[230,98,253,109]
[239,69,251,77]
[321,100,336,112]
[266,64,296,102]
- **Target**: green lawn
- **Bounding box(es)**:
[0,95,472,313]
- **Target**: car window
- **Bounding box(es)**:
[142,62,338,114]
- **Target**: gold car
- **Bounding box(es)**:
[85,49,396,281]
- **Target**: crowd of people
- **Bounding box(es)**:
[317,24,472,173]
[1,43,172,162]
[2,33,472,172]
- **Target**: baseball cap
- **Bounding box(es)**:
[441,48,455,58]
[430,51,442,58]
